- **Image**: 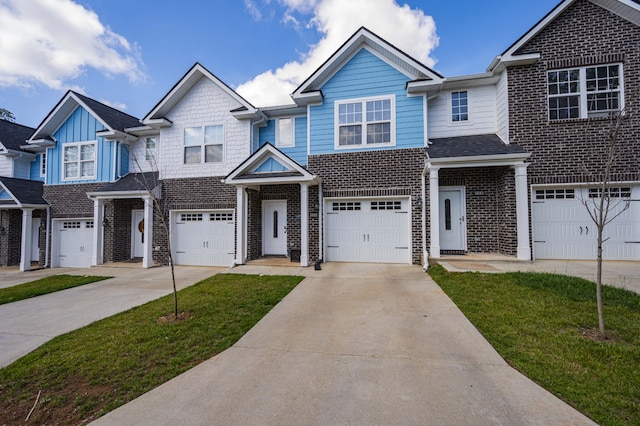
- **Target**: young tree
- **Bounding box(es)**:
[580,108,633,337]
[0,108,16,122]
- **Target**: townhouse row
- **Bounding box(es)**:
[1,0,639,271]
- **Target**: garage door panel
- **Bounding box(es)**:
[533,186,639,260]
[173,211,235,267]
[325,199,410,264]
[57,220,94,268]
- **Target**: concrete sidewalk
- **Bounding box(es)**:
[93,263,594,425]
[0,264,224,367]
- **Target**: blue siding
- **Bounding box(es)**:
[258,117,308,166]
[29,154,45,182]
[254,158,288,172]
[48,106,116,185]
[0,189,11,200]
[309,48,424,155]
[119,143,130,177]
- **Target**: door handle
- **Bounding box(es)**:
[580,226,583,235]
[585,226,589,236]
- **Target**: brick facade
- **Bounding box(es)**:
[508,0,640,184]
[309,147,425,264]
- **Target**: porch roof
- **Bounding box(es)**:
[86,172,160,199]
[0,177,47,208]
[426,134,530,170]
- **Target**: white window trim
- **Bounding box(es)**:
[334,95,396,150]
[61,141,97,181]
[276,117,295,148]
[450,90,471,124]
[183,124,225,164]
[547,63,625,120]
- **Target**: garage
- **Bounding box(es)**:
[532,186,639,260]
[325,198,411,264]
[172,210,235,267]
[55,219,94,268]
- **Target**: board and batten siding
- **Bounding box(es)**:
[309,47,425,155]
[48,106,115,185]
[427,85,498,139]
[258,116,308,165]
[29,153,45,181]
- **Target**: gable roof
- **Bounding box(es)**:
[142,63,260,126]
[292,27,444,103]
[225,142,317,186]
[0,177,46,207]
[27,91,140,146]
[490,0,640,70]
[0,119,35,153]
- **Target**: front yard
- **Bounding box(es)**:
[429,265,640,426]
[0,273,302,425]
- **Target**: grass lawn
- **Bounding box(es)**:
[0,274,111,305]
[0,273,303,425]
[429,265,640,426]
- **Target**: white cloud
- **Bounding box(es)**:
[0,0,146,90]
[237,0,438,107]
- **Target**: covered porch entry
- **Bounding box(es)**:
[225,143,319,267]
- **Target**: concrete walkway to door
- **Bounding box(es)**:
[93,263,594,425]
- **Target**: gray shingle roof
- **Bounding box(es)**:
[0,177,46,205]
[427,134,528,159]
[95,172,159,193]
[72,92,141,131]
[0,119,35,151]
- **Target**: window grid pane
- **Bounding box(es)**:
[339,125,362,146]
[451,91,469,122]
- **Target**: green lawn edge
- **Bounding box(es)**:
[0,274,112,305]
[0,273,303,425]
[428,265,640,426]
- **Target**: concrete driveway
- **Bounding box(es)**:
[93,263,594,425]
[0,264,224,367]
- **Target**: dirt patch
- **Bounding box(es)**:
[579,326,616,343]
[157,311,194,324]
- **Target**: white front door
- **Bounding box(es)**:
[31,218,40,261]
[263,200,287,255]
[131,210,145,258]
[439,188,466,251]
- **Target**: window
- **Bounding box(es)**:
[371,201,402,211]
[210,212,233,221]
[180,213,203,221]
[40,151,46,177]
[535,189,575,200]
[335,96,395,148]
[63,142,95,180]
[145,137,156,161]
[451,91,468,122]
[184,125,224,164]
[276,118,294,147]
[588,187,631,198]
[548,64,623,120]
[332,202,361,211]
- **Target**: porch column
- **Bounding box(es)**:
[429,166,441,259]
[236,186,246,265]
[514,163,531,260]
[300,183,309,267]
[142,196,154,268]
[92,199,104,266]
[19,208,34,272]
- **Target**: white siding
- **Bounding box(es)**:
[427,85,497,139]
[159,77,251,180]
[0,156,13,177]
[129,135,159,173]
[13,157,30,180]
[496,71,509,143]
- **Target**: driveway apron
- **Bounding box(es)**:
[0,265,224,367]
[93,263,595,425]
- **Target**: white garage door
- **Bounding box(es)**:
[325,198,410,264]
[173,211,235,267]
[56,219,94,268]
[532,186,640,260]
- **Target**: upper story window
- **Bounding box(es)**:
[145,137,156,161]
[40,151,46,177]
[451,91,468,122]
[335,96,395,149]
[547,63,623,120]
[276,118,294,148]
[63,141,95,180]
[184,125,224,164]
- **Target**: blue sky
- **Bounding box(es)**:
[0,0,560,128]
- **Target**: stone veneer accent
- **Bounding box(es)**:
[508,0,640,184]
[309,147,425,264]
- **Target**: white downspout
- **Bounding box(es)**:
[44,206,51,268]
